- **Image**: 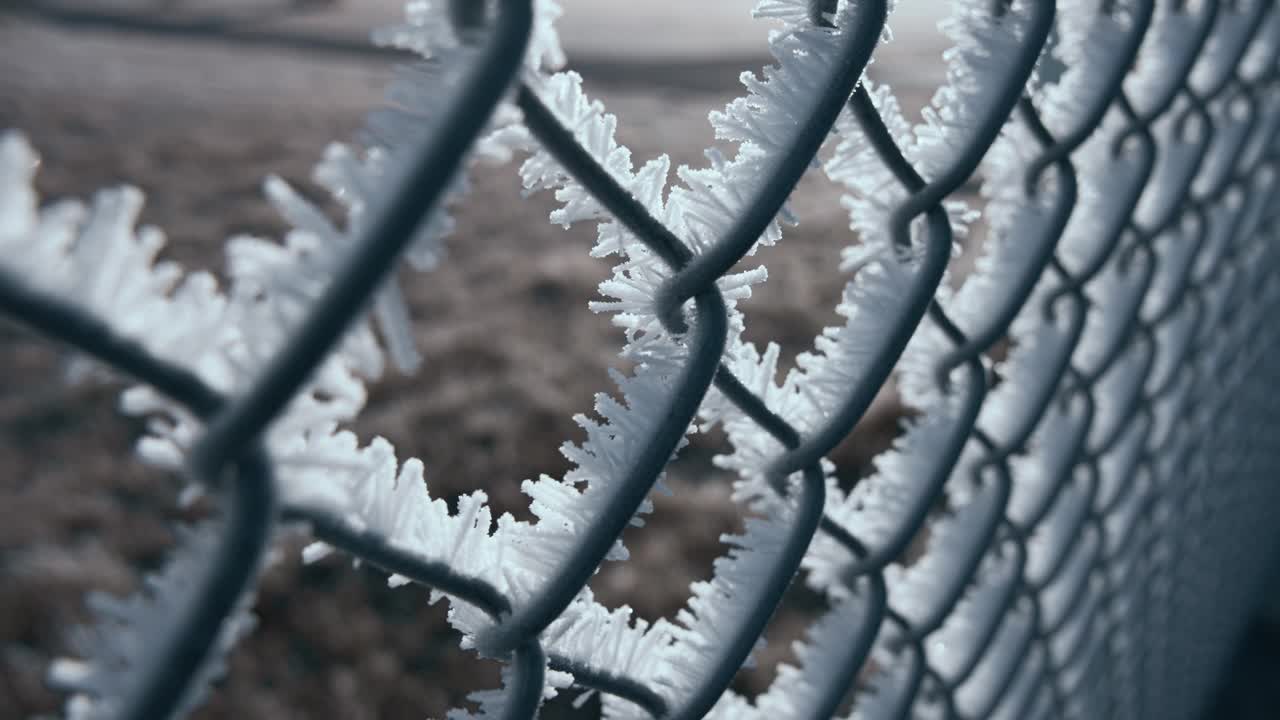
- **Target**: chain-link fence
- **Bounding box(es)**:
[3,0,1280,718]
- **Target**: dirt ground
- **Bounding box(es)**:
[0,5,1273,720]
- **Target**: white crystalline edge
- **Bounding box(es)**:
[1123,1,1203,114]
[890,0,1263,658]
[689,2,1057,715]
[453,0,1218,712]
[1240,3,1280,80]
[953,605,1034,718]
[0,4,550,716]
[3,0,917,715]
[923,548,1020,680]
[1,4,520,508]
[805,3,1273,712]
[7,0,1272,717]
[844,632,918,720]
[354,0,1094,715]
[899,0,1137,409]
[43,524,258,720]
[567,1,1074,712]
[922,0,1132,383]
[702,589,873,719]
[727,0,1045,599]
[495,3,886,714]
[711,0,1026,522]
[883,474,1005,627]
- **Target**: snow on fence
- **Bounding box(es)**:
[3,0,1280,718]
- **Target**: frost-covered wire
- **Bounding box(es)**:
[5,0,1280,718]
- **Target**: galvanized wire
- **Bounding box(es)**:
[5,1,1280,719]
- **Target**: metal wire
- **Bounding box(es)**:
[5,1,1280,719]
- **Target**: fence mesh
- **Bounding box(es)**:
[3,0,1280,718]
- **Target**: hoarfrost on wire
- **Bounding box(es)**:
[0,0,1264,718]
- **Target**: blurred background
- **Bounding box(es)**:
[0,1,1274,718]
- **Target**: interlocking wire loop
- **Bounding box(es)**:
[5,1,1280,719]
